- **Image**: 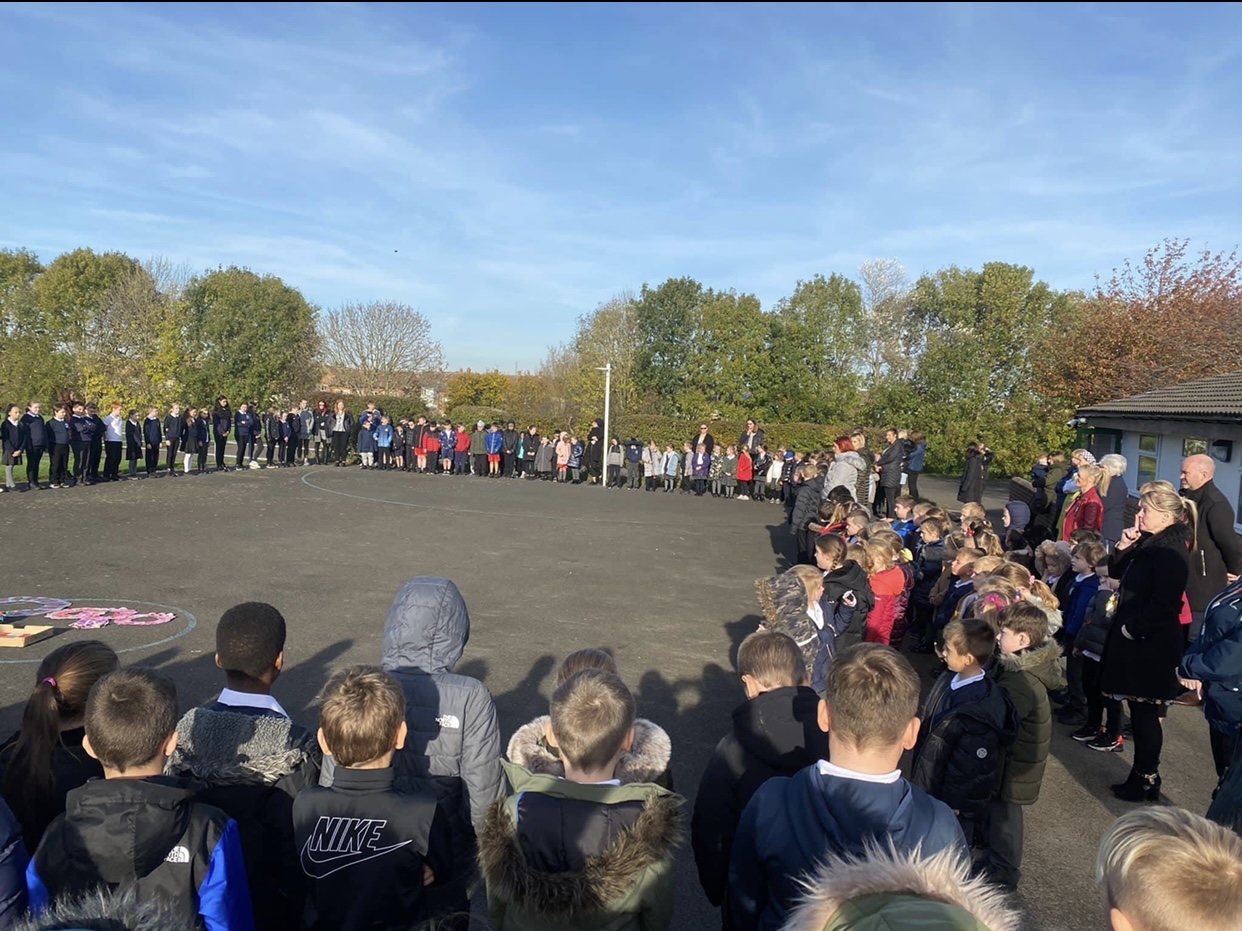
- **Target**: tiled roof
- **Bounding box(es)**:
[1079,371,1242,420]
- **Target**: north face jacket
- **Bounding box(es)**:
[479,761,683,931]
[27,775,254,931]
[293,766,451,931]
[166,702,322,931]
[379,577,505,893]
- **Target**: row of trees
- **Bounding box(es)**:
[0,248,444,413]
[445,242,1242,475]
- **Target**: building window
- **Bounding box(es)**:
[1183,438,1208,457]
[1137,434,1159,488]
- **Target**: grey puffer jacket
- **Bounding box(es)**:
[823,451,867,501]
[381,577,505,881]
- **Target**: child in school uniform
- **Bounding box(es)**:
[721,446,738,499]
[143,407,162,476]
[124,411,143,479]
[46,405,73,488]
[661,445,679,492]
[737,447,753,500]
[374,415,394,470]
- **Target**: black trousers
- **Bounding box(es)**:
[104,441,122,480]
[235,434,254,466]
[607,464,621,486]
[49,445,70,485]
[982,799,1024,889]
[332,431,349,462]
[145,446,160,475]
[1083,659,1122,736]
[71,440,89,481]
[165,442,179,473]
[473,453,486,476]
[907,471,921,501]
[502,452,516,476]
[196,443,208,473]
[299,437,310,462]
[1212,726,1239,781]
[89,440,102,479]
[215,435,228,469]
[26,446,45,485]
[285,439,298,465]
[1129,701,1164,774]
[881,484,899,518]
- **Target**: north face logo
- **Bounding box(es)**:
[301,816,411,878]
[165,846,190,863]
[436,714,461,729]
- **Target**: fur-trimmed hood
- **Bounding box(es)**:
[479,763,683,923]
[782,843,1022,931]
[506,715,673,786]
[167,706,318,785]
[995,639,1063,691]
[9,885,198,931]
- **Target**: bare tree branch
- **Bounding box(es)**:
[321,300,445,396]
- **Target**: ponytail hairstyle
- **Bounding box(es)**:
[972,578,1021,630]
[1139,487,1200,552]
[1,640,119,818]
[990,560,1061,611]
[969,524,1004,558]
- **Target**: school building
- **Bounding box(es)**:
[1076,370,1242,531]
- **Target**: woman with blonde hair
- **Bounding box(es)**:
[1100,487,1198,802]
[1062,463,1104,542]
[1098,454,1130,548]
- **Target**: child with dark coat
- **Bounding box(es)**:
[692,631,828,929]
[910,617,1018,841]
[292,666,450,931]
[757,566,838,695]
[124,410,143,479]
[480,670,682,931]
[978,601,1063,892]
[1069,559,1125,751]
[817,534,873,655]
[1054,541,1106,727]
[166,603,321,931]
[27,669,254,931]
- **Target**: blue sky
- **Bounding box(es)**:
[2,3,1240,372]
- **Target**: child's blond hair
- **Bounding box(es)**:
[550,669,635,773]
[1098,807,1242,931]
[959,502,986,525]
[556,648,618,686]
[319,665,406,767]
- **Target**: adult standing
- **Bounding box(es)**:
[162,403,183,476]
[211,397,232,472]
[587,418,604,447]
[957,441,994,506]
[501,421,519,478]
[1181,454,1242,640]
[738,419,765,457]
[330,400,352,466]
[823,437,867,501]
[1100,487,1195,802]
[875,428,904,518]
[692,422,716,458]
[849,430,874,511]
[906,430,926,501]
[21,402,47,490]
[585,434,603,484]
[1061,463,1104,541]
[312,400,331,465]
[1099,454,1130,549]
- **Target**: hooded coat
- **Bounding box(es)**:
[691,686,828,911]
[1100,522,1192,701]
[728,763,966,931]
[1180,578,1242,734]
[780,844,1022,931]
[824,452,867,503]
[479,761,682,931]
[506,716,673,789]
[991,639,1062,805]
[379,577,505,896]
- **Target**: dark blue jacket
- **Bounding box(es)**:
[1061,573,1101,639]
[1181,578,1242,734]
[70,414,96,443]
[21,412,46,450]
[935,580,973,629]
[47,418,73,447]
[727,764,966,931]
[0,799,26,929]
[234,411,255,438]
[907,442,926,473]
[624,440,643,464]
[484,430,503,455]
[143,416,162,447]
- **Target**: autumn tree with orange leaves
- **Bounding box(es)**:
[1033,239,1242,413]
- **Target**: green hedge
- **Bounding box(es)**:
[444,405,510,427]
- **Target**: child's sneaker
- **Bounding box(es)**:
[1070,725,1098,742]
[1087,733,1124,753]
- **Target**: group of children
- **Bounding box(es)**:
[1,571,1241,931]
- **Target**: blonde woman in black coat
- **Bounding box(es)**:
[1099,487,1196,802]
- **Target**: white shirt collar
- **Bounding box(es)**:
[816,760,902,784]
[217,688,288,718]
[951,670,986,690]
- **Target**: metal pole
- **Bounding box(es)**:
[601,363,611,488]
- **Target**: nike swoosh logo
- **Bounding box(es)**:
[301,840,413,878]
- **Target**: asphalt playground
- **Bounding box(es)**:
[0,466,1220,931]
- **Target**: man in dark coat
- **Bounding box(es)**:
[1182,454,1242,640]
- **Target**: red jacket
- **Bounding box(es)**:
[1062,487,1104,541]
[864,566,909,647]
[455,431,470,453]
[424,433,441,453]
[737,452,753,482]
